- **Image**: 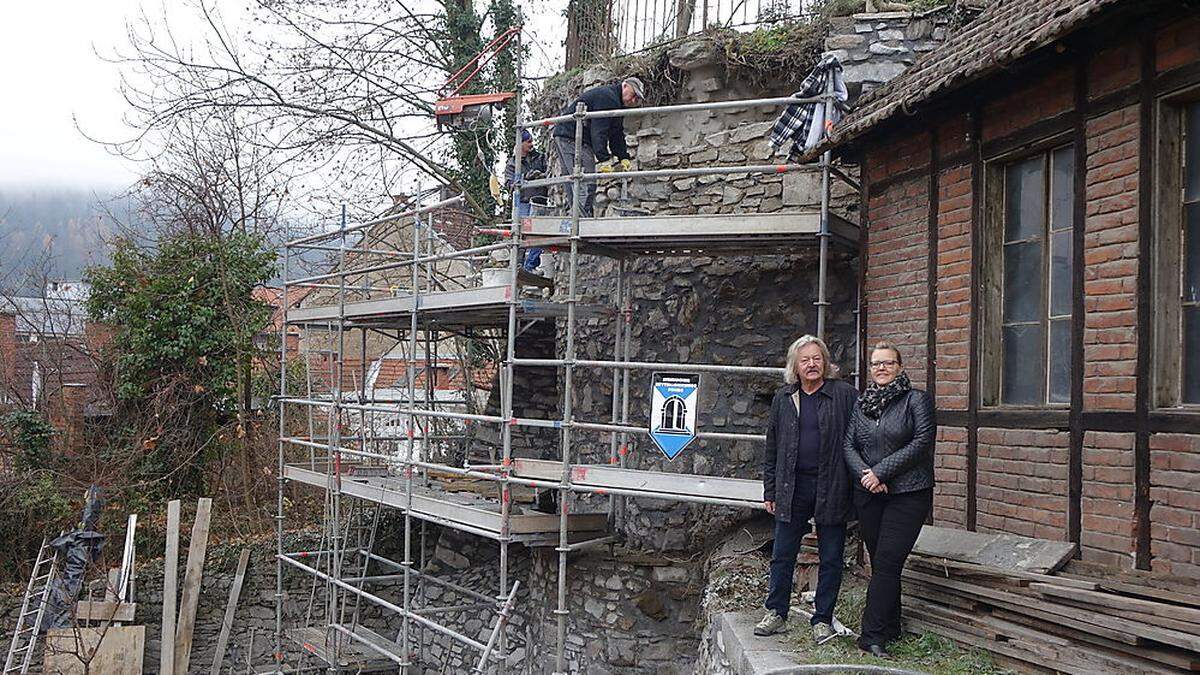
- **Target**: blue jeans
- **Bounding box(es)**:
[765,474,846,624]
[515,200,542,271]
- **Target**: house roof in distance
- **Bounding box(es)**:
[823,0,1129,150]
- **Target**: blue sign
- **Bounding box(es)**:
[649,372,700,461]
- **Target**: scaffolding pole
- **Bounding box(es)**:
[275,57,857,672]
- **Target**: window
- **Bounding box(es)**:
[660,397,687,432]
[1184,102,1200,403]
[991,145,1076,406]
[1155,97,1200,407]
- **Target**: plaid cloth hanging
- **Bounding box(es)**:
[770,55,847,160]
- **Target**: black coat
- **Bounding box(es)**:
[762,378,859,525]
[843,388,936,494]
[551,83,631,163]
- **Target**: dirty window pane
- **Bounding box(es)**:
[1003,324,1043,405]
[1004,240,1042,323]
[1050,230,1072,317]
[1187,200,1200,304]
[1187,101,1200,202]
[1005,156,1045,242]
[1048,319,1071,404]
[1185,307,1200,404]
[1051,146,1075,232]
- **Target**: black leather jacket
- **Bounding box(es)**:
[843,388,936,495]
[762,379,859,524]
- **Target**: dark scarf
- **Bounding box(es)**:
[859,371,911,420]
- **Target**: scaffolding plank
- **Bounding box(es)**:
[174,497,213,675]
[288,285,606,328]
[286,627,388,669]
[913,526,1077,574]
[283,464,607,540]
[511,459,763,505]
[522,211,859,254]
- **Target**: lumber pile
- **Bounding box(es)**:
[902,555,1200,673]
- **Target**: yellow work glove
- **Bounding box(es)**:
[598,163,614,173]
[619,159,632,171]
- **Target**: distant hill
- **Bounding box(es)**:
[0,186,135,291]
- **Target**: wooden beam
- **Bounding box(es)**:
[209,549,251,675]
[1029,583,1200,626]
[160,499,180,675]
[908,556,1099,590]
[926,125,939,434]
[1069,56,1089,551]
[173,497,212,675]
[966,107,982,531]
[1134,26,1155,571]
[73,601,136,623]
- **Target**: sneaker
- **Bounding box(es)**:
[753,611,787,636]
[811,622,837,645]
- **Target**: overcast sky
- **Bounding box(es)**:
[0,1,158,188]
[0,1,566,191]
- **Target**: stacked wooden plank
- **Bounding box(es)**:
[898,528,1200,673]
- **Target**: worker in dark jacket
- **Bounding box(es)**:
[756,335,858,645]
[551,77,645,217]
[843,341,935,658]
[505,129,549,271]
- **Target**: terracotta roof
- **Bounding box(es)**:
[825,0,1127,150]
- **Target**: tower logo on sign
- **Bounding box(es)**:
[649,372,700,461]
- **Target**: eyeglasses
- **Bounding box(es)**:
[870,360,899,369]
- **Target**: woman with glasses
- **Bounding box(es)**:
[842,341,935,657]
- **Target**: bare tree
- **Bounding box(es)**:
[99,0,516,224]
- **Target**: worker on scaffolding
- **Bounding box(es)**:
[757,335,858,645]
[505,129,549,272]
[551,77,645,217]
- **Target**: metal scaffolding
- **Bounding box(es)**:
[274,49,857,673]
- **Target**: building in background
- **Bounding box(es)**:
[823,0,1200,578]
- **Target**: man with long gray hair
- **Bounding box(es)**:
[756,335,858,643]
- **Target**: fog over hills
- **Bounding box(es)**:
[0,185,137,290]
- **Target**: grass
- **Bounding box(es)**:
[779,572,1014,675]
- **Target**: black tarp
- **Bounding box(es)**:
[39,486,105,631]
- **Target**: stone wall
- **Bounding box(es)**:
[825,9,953,97]
[525,546,703,674]
[536,30,868,555]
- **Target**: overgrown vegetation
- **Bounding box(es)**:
[535,12,833,117]
[0,412,75,574]
[84,232,275,500]
[87,233,275,407]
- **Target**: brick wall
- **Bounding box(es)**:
[1081,431,1136,569]
[1156,13,1200,74]
[850,6,1200,579]
[1083,105,1140,411]
[864,135,931,389]
[1088,42,1140,101]
[934,160,972,410]
[934,426,968,527]
[980,66,1074,142]
[0,314,14,402]
[1149,434,1200,580]
[976,428,1069,541]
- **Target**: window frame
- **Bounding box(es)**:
[981,136,1076,409]
[1153,88,1200,410]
